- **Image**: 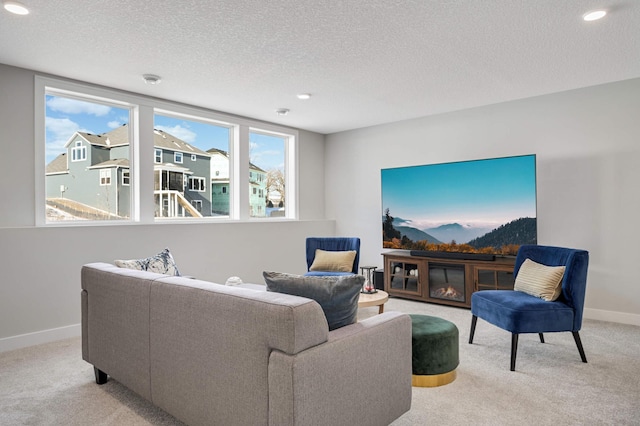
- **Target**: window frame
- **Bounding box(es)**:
[188,176,206,192]
[99,169,112,186]
[36,78,138,226]
[71,142,87,162]
[248,127,297,220]
[35,76,298,227]
[122,169,130,186]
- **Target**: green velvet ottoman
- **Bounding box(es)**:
[410,314,459,387]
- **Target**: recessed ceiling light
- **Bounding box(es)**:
[297,93,311,100]
[142,74,162,85]
[583,10,607,21]
[275,108,290,116]
[3,1,29,15]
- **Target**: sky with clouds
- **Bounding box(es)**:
[381,155,537,229]
[45,95,286,171]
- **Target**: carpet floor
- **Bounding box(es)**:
[1,297,639,425]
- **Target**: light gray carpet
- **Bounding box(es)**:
[1,298,639,425]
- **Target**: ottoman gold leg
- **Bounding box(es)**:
[412,369,457,387]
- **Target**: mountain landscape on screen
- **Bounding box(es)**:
[381,155,537,256]
[383,214,536,255]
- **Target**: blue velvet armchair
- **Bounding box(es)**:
[304,237,360,276]
[469,244,589,371]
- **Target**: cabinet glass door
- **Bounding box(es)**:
[389,261,421,295]
[476,268,515,291]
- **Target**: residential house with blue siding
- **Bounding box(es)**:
[206,148,268,217]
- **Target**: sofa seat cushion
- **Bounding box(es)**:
[263,271,364,330]
[304,271,355,277]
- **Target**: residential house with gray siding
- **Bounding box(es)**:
[46,124,212,219]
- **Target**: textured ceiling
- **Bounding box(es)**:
[1,0,639,134]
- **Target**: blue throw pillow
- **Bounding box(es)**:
[263,271,364,331]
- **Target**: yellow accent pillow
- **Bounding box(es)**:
[309,249,356,272]
[514,258,565,301]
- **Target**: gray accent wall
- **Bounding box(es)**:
[326,77,640,326]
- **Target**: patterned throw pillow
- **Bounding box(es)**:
[263,271,364,330]
[514,258,565,301]
[115,248,181,276]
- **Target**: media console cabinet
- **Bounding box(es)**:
[382,251,516,308]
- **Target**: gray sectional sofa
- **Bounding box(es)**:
[81,262,412,426]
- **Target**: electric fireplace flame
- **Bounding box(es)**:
[432,285,463,301]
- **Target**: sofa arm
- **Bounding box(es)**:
[268,312,412,426]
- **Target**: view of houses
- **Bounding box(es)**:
[45,124,272,220]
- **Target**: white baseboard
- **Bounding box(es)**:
[584,308,640,327]
[0,324,81,353]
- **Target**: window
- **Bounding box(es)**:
[37,77,297,225]
[249,130,292,218]
[71,142,86,162]
[42,88,133,223]
[100,169,111,186]
[189,177,206,192]
[154,112,230,219]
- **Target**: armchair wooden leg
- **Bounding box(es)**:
[469,315,478,344]
[572,331,588,363]
[539,333,545,343]
[510,334,519,371]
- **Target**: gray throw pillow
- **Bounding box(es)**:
[263,271,364,331]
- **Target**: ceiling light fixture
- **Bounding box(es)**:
[275,108,290,116]
[297,93,311,100]
[3,1,29,15]
[142,74,162,85]
[583,10,607,21]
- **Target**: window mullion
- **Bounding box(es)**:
[137,105,155,223]
[235,125,250,221]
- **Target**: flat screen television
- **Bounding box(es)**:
[381,154,537,258]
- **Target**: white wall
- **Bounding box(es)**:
[3,64,639,352]
[326,78,640,326]
[0,64,333,350]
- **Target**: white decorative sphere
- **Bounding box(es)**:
[225,276,243,286]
